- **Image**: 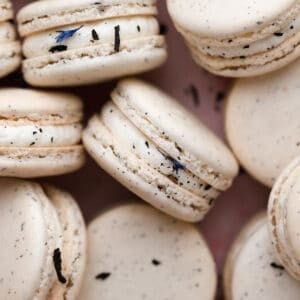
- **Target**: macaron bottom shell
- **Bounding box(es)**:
[0,146,85,178]
[188,28,300,78]
[43,185,87,300]
[23,36,166,87]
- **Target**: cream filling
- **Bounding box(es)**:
[101,102,219,202]
[0,22,16,43]
[190,14,300,59]
[23,16,159,58]
[0,123,82,147]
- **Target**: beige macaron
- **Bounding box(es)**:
[17,0,167,87]
[0,88,85,178]
[78,203,217,300]
[225,59,300,187]
[224,213,300,299]
[268,156,300,281]
[0,178,86,300]
[83,78,239,222]
[167,0,300,77]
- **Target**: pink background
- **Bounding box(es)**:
[3,1,270,298]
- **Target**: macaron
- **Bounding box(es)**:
[83,78,239,222]
[225,60,300,187]
[167,0,300,77]
[78,203,217,300]
[0,88,85,178]
[268,156,300,281]
[224,213,300,300]
[0,0,21,78]
[17,0,167,87]
[0,178,86,300]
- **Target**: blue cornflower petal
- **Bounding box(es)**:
[55,26,83,43]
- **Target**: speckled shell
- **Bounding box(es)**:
[0,178,86,300]
[78,203,217,300]
[225,60,300,187]
[224,213,300,300]
[0,88,85,178]
[268,156,300,281]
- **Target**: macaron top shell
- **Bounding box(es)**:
[0,88,83,124]
[225,60,300,187]
[224,213,300,300]
[17,0,157,36]
[167,0,297,37]
[79,203,217,300]
[112,78,239,190]
[0,178,62,300]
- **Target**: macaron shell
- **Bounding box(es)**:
[0,25,21,78]
[225,60,300,187]
[167,0,296,37]
[0,42,21,78]
[44,185,86,300]
[17,0,157,36]
[0,88,83,124]
[0,178,62,300]
[22,36,167,87]
[268,156,300,280]
[83,117,211,222]
[78,203,217,300]
[224,212,266,300]
[0,146,85,178]
[0,0,13,22]
[0,22,16,43]
[224,214,300,300]
[189,29,300,77]
[112,78,239,190]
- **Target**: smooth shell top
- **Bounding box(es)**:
[227,215,300,299]
[79,203,216,300]
[113,78,238,180]
[17,0,157,36]
[225,60,300,187]
[0,178,60,300]
[167,0,297,37]
[0,88,83,122]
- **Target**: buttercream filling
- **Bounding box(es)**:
[190,14,300,59]
[23,16,159,58]
[0,123,82,147]
[101,103,219,201]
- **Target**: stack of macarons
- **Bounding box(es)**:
[167,0,300,77]
[0,0,21,78]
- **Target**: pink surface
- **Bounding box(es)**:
[4,1,270,298]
